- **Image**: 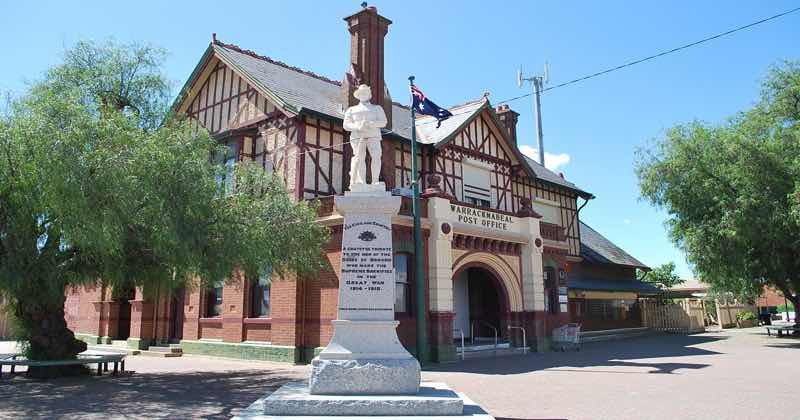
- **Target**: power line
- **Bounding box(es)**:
[537,6,800,95]
[278,6,800,161]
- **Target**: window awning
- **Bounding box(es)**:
[568,277,661,296]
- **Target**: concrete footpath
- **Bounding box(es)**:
[1,328,797,419]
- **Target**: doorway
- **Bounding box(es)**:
[112,284,135,340]
[168,287,185,342]
[453,266,504,340]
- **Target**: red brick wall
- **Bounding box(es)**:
[64,284,105,336]
[758,287,789,308]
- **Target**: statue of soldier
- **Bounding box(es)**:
[343,84,388,190]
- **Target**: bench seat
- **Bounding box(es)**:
[0,353,126,378]
[765,326,800,337]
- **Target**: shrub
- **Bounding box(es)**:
[736,311,757,321]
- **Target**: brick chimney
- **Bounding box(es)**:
[495,104,519,145]
[342,5,393,129]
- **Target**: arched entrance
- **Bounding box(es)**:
[453,266,509,340]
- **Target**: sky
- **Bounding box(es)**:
[2,1,799,279]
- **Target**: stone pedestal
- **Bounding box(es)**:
[236,189,493,419]
[309,191,420,395]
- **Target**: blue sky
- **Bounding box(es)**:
[2,1,799,278]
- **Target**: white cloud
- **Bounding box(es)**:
[519,145,571,172]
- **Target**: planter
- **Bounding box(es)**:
[737,319,756,328]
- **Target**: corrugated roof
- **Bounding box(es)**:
[522,156,587,192]
[568,277,661,295]
[580,222,649,269]
[414,99,486,145]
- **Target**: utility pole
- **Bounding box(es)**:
[518,64,549,166]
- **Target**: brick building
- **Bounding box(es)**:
[64,6,654,363]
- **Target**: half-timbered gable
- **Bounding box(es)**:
[391,97,589,257]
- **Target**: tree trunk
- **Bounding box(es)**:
[13,293,88,378]
[792,295,800,329]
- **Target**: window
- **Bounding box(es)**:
[394,254,411,313]
[214,140,239,195]
[462,159,492,207]
[466,197,491,208]
[544,267,558,314]
[206,280,224,318]
[251,268,272,318]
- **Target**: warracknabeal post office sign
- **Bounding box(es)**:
[450,204,516,231]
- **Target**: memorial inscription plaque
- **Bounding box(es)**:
[339,216,395,321]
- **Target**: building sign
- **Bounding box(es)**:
[450,204,516,231]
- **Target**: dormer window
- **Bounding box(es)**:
[462,158,492,208]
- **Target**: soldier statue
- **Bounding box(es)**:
[343,84,388,190]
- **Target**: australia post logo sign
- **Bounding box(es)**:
[450,204,517,232]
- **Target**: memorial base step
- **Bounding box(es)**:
[232,381,494,419]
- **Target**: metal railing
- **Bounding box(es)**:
[507,325,527,353]
[453,328,465,360]
[470,320,498,351]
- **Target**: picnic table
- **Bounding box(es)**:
[765,325,800,337]
[0,352,126,379]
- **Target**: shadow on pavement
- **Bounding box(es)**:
[428,334,726,375]
[0,368,298,419]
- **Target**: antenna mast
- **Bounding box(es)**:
[518,63,549,166]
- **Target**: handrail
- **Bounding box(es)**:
[471,320,498,351]
[453,328,465,360]
[508,325,527,353]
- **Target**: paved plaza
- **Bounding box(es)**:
[1,328,797,420]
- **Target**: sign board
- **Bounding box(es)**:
[450,204,517,232]
[391,187,414,198]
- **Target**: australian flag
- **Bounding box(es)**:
[411,85,453,128]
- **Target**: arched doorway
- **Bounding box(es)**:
[453,265,510,341]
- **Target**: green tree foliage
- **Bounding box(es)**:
[0,41,329,375]
[636,60,800,325]
[639,262,684,289]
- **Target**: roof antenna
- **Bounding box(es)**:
[518,62,549,165]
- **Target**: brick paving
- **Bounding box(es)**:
[1,328,797,419]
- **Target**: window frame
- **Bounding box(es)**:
[205,279,224,318]
[394,253,413,314]
[250,268,272,318]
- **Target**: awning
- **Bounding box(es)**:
[568,277,661,296]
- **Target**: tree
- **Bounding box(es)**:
[636,60,800,326]
[639,262,684,290]
[0,41,329,376]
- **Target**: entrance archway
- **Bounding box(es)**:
[453,266,508,340]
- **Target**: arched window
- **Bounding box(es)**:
[394,253,412,313]
[251,267,272,318]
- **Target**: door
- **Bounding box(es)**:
[453,271,471,339]
[168,287,185,342]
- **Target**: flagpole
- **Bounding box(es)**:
[408,75,428,364]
